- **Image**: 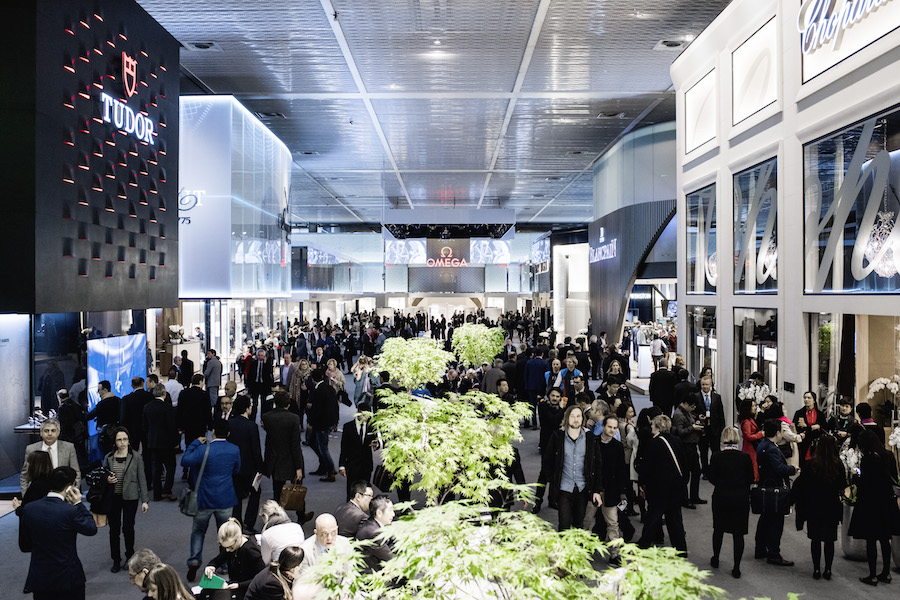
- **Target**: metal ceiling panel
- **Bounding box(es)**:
[332,0,541,92]
[522,0,732,92]
[373,99,509,170]
[139,0,358,93]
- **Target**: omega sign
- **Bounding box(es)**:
[427,246,469,267]
[98,52,156,145]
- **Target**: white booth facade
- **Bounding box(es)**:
[673,0,900,426]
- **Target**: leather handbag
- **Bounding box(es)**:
[750,485,791,515]
[179,444,210,517]
[279,481,307,512]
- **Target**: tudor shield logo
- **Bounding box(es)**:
[122,51,138,98]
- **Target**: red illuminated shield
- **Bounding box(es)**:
[122,52,138,98]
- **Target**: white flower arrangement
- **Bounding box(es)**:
[866,375,900,399]
[839,440,862,480]
[889,427,900,449]
[738,382,770,404]
[168,324,183,341]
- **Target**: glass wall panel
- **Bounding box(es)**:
[734,308,778,393]
[734,158,777,293]
[804,105,900,293]
[686,183,717,294]
[686,305,717,384]
[808,312,856,418]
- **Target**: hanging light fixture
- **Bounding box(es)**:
[864,210,898,278]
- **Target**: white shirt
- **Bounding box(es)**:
[164,379,183,407]
[42,442,59,468]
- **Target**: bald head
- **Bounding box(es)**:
[314,513,338,549]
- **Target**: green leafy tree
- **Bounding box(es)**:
[452,323,506,369]
[376,337,456,391]
[373,390,532,505]
[307,502,728,600]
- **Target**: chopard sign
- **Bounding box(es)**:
[426,246,468,267]
[798,0,896,55]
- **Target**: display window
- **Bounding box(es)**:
[734,157,777,293]
[687,305,717,383]
[686,183,717,294]
[804,105,900,293]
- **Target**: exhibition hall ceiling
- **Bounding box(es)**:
[138,0,731,228]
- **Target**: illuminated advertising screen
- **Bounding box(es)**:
[87,333,147,460]
[532,237,550,274]
[384,239,426,264]
[470,239,511,264]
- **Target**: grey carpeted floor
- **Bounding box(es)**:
[0,382,895,599]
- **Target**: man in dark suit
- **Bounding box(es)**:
[338,406,377,500]
[754,419,798,566]
[229,395,264,532]
[261,391,305,517]
[177,374,211,448]
[308,368,339,481]
[142,384,178,501]
[692,376,725,476]
[524,350,549,429]
[247,348,274,420]
[120,377,153,452]
[178,350,194,388]
[649,363,677,416]
[636,414,688,554]
[87,380,120,454]
[355,494,395,573]
[335,480,373,538]
[19,466,98,600]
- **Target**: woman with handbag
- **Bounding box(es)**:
[849,430,899,586]
[205,518,266,599]
[708,427,754,578]
[103,426,150,573]
[770,401,804,468]
[792,435,846,580]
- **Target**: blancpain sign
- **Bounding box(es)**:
[589,227,618,263]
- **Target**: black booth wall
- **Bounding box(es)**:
[2,0,180,313]
[588,200,675,342]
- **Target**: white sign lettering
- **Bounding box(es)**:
[589,238,617,263]
[798,0,894,55]
[100,92,155,145]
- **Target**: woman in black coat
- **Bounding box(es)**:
[793,391,828,467]
[849,430,899,586]
[708,427,754,579]
[792,435,846,580]
[206,518,266,599]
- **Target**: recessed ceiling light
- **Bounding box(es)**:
[388,83,400,90]
[684,34,695,41]
[421,50,454,60]
[433,39,441,45]
[184,41,223,52]
[654,39,686,51]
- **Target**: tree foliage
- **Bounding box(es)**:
[373,390,532,505]
[306,502,729,600]
[376,337,455,390]
[452,323,506,369]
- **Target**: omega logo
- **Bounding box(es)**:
[427,246,468,267]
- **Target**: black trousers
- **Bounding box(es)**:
[698,434,712,473]
[108,495,138,562]
[755,512,785,560]
[556,488,589,531]
[233,485,262,531]
[248,385,271,420]
[682,442,701,500]
[639,499,687,553]
[145,448,175,498]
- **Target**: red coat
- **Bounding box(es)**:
[741,418,765,481]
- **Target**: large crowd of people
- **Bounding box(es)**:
[12,310,900,598]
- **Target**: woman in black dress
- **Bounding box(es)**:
[708,427,755,578]
[792,435,845,580]
[849,430,899,586]
[205,518,266,599]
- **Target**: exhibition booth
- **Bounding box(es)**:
[673,0,900,424]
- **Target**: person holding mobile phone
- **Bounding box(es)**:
[19,466,98,600]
